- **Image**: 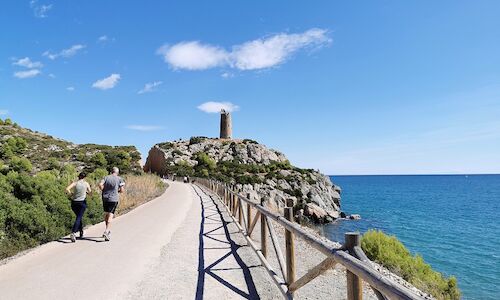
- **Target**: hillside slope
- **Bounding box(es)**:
[0,118,142,174]
[144,137,341,223]
[0,118,148,259]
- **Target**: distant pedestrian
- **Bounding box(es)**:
[66,172,91,243]
[99,167,125,241]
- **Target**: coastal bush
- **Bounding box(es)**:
[243,139,258,144]
[158,142,174,150]
[9,156,33,173]
[361,230,460,300]
[195,152,216,171]
[189,136,207,145]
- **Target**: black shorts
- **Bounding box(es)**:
[103,201,118,214]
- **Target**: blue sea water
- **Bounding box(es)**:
[322,175,500,300]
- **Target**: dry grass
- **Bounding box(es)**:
[116,174,167,215]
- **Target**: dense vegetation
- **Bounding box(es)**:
[163,150,315,186]
[361,230,460,300]
[0,118,142,174]
[0,118,164,259]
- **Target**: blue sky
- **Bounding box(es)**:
[1,1,499,175]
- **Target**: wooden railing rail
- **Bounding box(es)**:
[190,178,425,300]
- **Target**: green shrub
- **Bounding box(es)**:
[283,188,303,199]
[243,139,258,144]
[236,175,263,185]
[172,149,183,156]
[10,156,33,173]
[361,230,460,300]
[189,136,207,145]
[195,152,216,171]
[158,142,174,150]
[90,152,107,168]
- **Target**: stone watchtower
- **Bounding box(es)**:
[220,109,232,139]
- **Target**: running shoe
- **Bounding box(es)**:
[103,231,111,241]
[79,230,84,238]
[70,233,76,243]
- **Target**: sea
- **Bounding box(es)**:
[321,175,500,300]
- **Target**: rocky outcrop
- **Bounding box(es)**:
[144,137,341,223]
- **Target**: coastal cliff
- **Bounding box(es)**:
[144,137,341,223]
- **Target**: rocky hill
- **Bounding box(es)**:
[0,118,142,174]
[144,137,341,223]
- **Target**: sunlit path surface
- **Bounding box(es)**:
[0,181,277,300]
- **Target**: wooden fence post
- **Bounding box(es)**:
[285,199,296,289]
[247,193,252,234]
[260,198,268,258]
[345,232,363,300]
[238,196,243,225]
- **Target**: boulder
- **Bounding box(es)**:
[304,203,329,222]
[349,214,361,220]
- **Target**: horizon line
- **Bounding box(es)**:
[329,173,500,176]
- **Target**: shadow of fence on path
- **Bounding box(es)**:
[192,185,260,300]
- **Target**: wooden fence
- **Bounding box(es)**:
[193,178,426,300]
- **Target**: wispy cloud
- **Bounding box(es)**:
[125,125,164,131]
[13,57,43,68]
[66,86,75,91]
[197,101,239,113]
[43,44,86,60]
[14,69,41,79]
[138,81,162,94]
[92,73,121,90]
[158,28,331,71]
[158,42,228,70]
[30,0,53,18]
[0,110,8,116]
[221,72,234,79]
[98,35,108,42]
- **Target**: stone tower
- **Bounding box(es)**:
[220,109,232,139]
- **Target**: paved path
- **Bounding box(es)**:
[0,181,278,300]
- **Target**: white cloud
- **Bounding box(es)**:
[138,81,162,94]
[231,28,331,70]
[66,86,75,91]
[92,73,121,90]
[42,51,56,60]
[60,44,85,57]
[30,1,53,18]
[157,42,228,70]
[125,125,164,131]
[14,69,41,79]
[158,28,330,71]
[98,35,108,42]
[48,73,56,78]
[43,44,86,60]
[221,72,234,79]
[197,101,239,113]
[13,57,43,68]
[0,110,8,116]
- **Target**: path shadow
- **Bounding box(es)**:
[192,185,260,300]
[56,236,105,244]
